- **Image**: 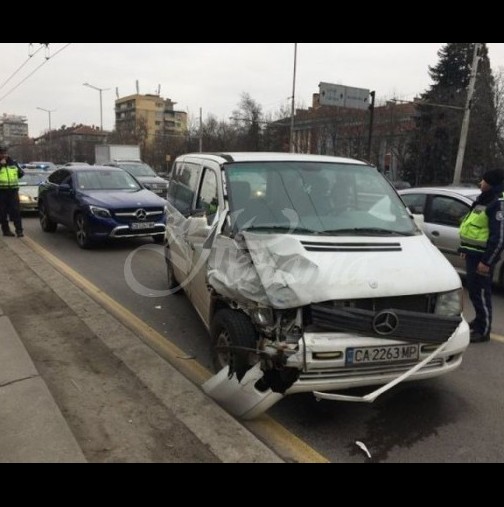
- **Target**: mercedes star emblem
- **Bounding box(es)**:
[373,310,400,336]
[135,209,148,221]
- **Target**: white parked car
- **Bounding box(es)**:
[399,186,504,287]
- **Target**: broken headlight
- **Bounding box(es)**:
[435,289,462,317]
[252,307,274,327]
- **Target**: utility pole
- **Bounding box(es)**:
[453,43,482,185]
[289,43,298,153]
[367,91,376,161]
[199,107,203,153]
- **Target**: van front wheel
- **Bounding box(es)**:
[211,310,259,381]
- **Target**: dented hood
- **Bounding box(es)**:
[208,232,461,309]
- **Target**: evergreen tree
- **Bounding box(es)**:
[405,43,498,185]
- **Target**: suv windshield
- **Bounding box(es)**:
[117,162,157,177]
[76,170,141,191]
[225,162,416,236]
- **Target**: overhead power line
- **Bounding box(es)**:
[0,44,44,91]
[0,43,72,104]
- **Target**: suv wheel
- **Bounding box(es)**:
[39,202,57,233]
[74,213,93,249]
[211,309,259,381]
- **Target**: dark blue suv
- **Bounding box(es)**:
[38,165,167,248]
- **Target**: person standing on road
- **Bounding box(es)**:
[460,169,504,343]
[0,146,24,238]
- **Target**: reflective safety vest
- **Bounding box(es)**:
[0,164,20,189]
[460,193,504,252]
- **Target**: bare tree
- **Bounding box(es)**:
[494,67,504,163]
[232,93,263,151]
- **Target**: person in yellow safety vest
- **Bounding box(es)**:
[0,146,25,238]
[459,169,504,343]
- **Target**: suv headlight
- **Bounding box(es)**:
[89,206,112,219]
[435,289,463,316]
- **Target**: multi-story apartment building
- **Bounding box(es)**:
[115,94,187,144]
[0,114,29,146]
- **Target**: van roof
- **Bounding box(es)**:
[177,152,371,165]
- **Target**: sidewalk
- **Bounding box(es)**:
[0,311,86,463]
[0,236,282,463]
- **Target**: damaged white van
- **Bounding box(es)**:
[165,153,470,419]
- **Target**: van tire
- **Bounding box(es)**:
[211,309,259,381]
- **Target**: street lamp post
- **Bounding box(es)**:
[83,82,110,131]
[37,106,55,160]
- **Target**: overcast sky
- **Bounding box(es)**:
[2,43,504,139]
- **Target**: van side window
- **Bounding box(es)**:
[197,168,219,225]
[167,162,202,215]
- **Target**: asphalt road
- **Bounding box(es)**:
[22,216,504,462]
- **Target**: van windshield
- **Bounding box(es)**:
[225,162,416,236]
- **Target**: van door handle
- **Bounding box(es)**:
[431,231,440,238]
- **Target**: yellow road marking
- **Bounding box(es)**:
[26,237,329,463]
[246,417,330,463]
[491,334,504,344]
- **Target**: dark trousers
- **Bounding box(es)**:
[0,189,23,234]
[466,254,494,336]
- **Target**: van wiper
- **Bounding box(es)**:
[245,225,321,235]
[322,228,412,236]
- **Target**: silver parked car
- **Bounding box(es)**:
[399,186,504,286]
[18,170,49,212]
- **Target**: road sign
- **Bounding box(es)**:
[319,82,370,110]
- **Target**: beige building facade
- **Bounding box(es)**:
[115,94,187,144]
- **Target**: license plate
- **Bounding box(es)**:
[131,222,155,231]
[346,344,419,366]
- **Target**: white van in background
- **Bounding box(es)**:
[164,153,470,418]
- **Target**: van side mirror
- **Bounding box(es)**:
[186,216,210,238]
[411,212,425,231]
